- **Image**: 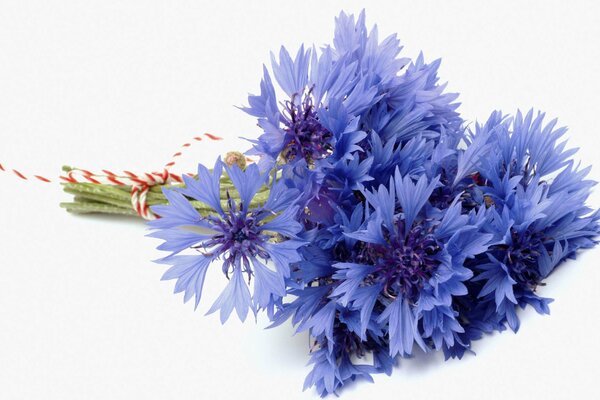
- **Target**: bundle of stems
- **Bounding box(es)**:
[59,163,271,218]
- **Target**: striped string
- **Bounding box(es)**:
[1,132,223,219]
[0,163,53,183]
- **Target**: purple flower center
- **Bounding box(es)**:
[367,221,441,302]
[503,228,544,290]
[312,309,374,358]
[281,90,333,163]
[201,197,269,277]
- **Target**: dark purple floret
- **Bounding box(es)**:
[366,221,441,302]
[498,228,545,290]
[431,172,482,211]
[199,196,269,278]
[312,309,371,358]
[281,90,333,163]
[429,172,457,209]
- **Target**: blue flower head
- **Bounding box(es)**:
[302,307,393,397]
[273,170,493,396]
[148,158,306,322]
[335,172,492,355]
[242,10,404,170]
[444,110,600,357]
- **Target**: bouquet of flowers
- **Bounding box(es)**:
[54,11,599,397]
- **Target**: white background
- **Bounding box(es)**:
[1,1,599,399]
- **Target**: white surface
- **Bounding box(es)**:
[1,1,599,399]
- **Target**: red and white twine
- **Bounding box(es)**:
[60,167,186,219]
[1,132,223,220]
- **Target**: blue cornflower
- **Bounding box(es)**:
[242,41,378,168]
[242,11,408,170]
[272,169,493,396]
[148,158,306,322]
[444,110,600,357]
[302,307,393,397]
[334,172,492,355]
[271,285,394,397]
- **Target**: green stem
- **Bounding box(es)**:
[60,201,138,216]
[60,165,274,218]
